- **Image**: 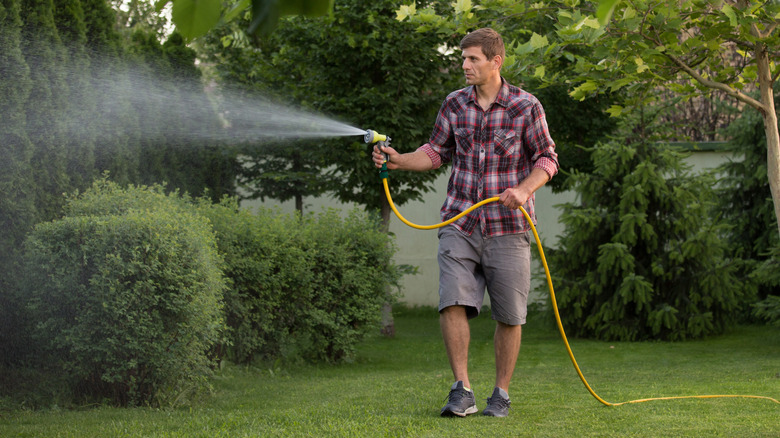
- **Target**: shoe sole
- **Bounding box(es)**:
[440,405,478,417]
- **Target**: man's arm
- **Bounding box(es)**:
[372,145,434,172]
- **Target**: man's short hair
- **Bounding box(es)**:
[460,28,505,64]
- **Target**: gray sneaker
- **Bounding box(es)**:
[482,387,511,417]
[440,381,477,417]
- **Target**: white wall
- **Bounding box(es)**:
[243,150,731,307]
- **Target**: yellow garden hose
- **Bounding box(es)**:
[381,176,780,407]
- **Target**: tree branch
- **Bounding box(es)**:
[663,51,766,112]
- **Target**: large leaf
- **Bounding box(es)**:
[171,0,222,40]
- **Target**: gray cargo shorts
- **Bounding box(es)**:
[437,225,531,325]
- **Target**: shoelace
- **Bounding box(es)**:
[486,394,511,409]
[444,388,471,404]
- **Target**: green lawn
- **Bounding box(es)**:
[1,307,778,437]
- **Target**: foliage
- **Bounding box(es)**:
[199,0,458,223]
[751,244,780,326]
[198,198,404,364]
[0,0,36,364]
[299,208,403,362]
[1,0,239,363]
[549,127,743,341]
[22,180,226,407]
[158,0,333,40]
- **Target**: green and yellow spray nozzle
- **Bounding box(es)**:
[364,129,391,178]
[363,129,388,144]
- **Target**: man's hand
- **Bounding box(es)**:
[498,168,551,209]
[498,186,531,210]
[372,145,401,170]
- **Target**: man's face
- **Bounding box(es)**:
[461,46,498,86]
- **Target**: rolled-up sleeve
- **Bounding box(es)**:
[418,143,443,169]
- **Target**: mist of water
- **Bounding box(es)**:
[24,49,367,146]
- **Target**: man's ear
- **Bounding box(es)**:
[493,55,503,71]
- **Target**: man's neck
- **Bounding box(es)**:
[474,75,503,111]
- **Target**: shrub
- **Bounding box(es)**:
[298,209,400,362]
[198,199,401,364]
[196,198,313,363]
[549,139,743,341]
[23,180,226,406]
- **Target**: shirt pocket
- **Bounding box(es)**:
[493,129,518,156]
[454,128,474,155]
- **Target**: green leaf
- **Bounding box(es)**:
[606,105,623,117]
[171,0,222,40]
[454,0,472,15]
[570,80,599,100]
[596,0,620,25]
[530,32,549,49]
[721,3,737,27]
[396,3,416,21]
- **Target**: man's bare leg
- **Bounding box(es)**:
[440,305,471,389]
[494,321,522,392]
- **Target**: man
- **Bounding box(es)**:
[372,28,558,417]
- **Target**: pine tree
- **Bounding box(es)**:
[0,0,36,364]
[81,0,139,185]
[550,130,743,341]
[20,0,71,221]
[53,0,96,191]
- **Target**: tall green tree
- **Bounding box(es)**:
[54,0,97,191]
[128,29,237,199]
[200,0,458,223]
[82,0,140,185]
[20,0,72,222]
[0,0,35,364]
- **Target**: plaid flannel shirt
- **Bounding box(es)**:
[419,78,558,236]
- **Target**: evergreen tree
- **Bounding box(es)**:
[81,0,140,185]
[162,32,236,199]
[0,0,36,364]
[127,29,235,198]
[549,122,743,341]
[53,0,96,191]
[20,0,72,221]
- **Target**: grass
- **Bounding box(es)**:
[1,306,778,437]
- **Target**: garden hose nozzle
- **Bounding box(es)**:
[364,129,388,144]
[364,129,392,178]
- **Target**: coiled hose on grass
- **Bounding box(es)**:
[381,176,779,407]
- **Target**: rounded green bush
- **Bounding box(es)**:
[24,183,226,406]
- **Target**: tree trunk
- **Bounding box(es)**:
[756,47,780,237]
[379,192,395,337]
[295,194,303,216]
